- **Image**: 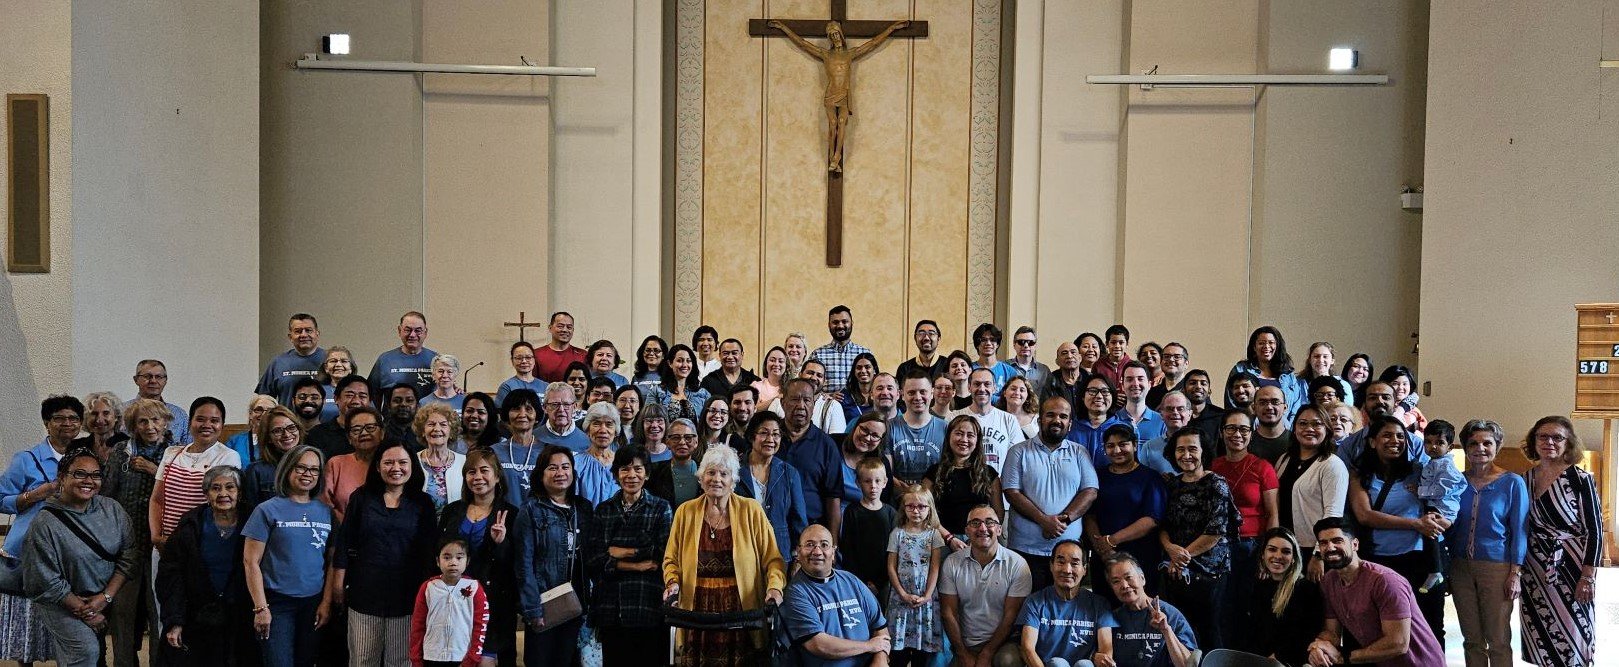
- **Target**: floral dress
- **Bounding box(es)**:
[885,527,946,653]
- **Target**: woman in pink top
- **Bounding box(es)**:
[1210,410,1278,623]
[323,405,384,522]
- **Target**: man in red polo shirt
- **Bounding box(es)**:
[534,311,586,382]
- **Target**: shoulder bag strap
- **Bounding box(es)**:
[42,506,119,563]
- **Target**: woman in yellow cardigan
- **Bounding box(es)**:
[662,445,787,665]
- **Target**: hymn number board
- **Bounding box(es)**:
[1574,303,1619,417]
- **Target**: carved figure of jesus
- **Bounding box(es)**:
[767,19,908,172]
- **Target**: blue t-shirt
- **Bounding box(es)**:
[418,392,466,414]
[494,440,542,506]
[883,415,945,483]
[256,348,327,407]
[241,497,334,599]
[368,346,439,398]
[573,450,620,507]
[783,569,888,667]
[1364,472,1428,556]
[1112,600,1198,667]
[1068,415,1130,470]
[1017,587,1118,664]
[1116,407,1167,445]
[495,376,549,409]
[537,425,590,453]
[1093,466,1168,568]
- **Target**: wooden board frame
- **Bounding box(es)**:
[6,93,50,273]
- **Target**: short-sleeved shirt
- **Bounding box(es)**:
[368,346,438,398]
[242,497,334,598]
[783,568,888,667]
[884,415,945,483]
[1116,407,1166,445]
[1249,429,1291,464]
[938,546,1032,645]
[781,425,844,524]
[1112,600,1198,667]
[495,376,549,409]
[1319,561,1445,667]
[1363,472,1426,556]
[1094,466,1169,566]
[1002,438,1099,556]
[950,407,1023,474]
[1163,473,1235,575]
[1067,415,1131,470]
[1018,587,1117,664]
[1209,454,1278,539]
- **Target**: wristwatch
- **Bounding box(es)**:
[102,593,114,605]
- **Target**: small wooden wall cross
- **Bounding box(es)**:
[749,0,928,267]
[504,311,545,343]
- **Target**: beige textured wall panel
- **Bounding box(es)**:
[702,0,766,350]
[906,0,972,356]
[1121,108,1254,376]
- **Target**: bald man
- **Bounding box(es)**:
[783,525,891,666]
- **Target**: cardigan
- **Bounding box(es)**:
[662,493,787,649]
[1275,452,1349,544]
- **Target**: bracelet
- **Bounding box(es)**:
[1580,576,1596,584]
[253,605,270,614]
[1104,535,1116,548]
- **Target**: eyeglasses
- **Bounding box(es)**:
[965,518,1001,528]
[347,424,381,435]
[1254,399,1285,407]
[135,373,168,381]
[1221,425,1253,435]
[903,503,929,511]
[667,434,698,442]
[292,465,322,476]
[269,425,301,437]
[1084,388,1111,396]
[705,408,729,416]
[401,327,426,335]
[915,331,940,338]
[1535,433,1568,444]
[66,470,105,481]
[49,415,83,424]
[1294,419,1327,430]
[543,402,573,411]
[1163,353,1187,361]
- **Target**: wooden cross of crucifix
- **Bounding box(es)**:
[504,311,546,343]
[750,0,928,267]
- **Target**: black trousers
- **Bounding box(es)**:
[598,624,670,667]
[1366,550,1447,649]
[1159,569,1227,650]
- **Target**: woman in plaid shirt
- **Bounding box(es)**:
[585,446,673,666]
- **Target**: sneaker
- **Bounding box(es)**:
[1419,572,1445,594]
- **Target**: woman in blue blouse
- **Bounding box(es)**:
[1347,415,1448,647]
[1085,423,1167,602]
[1448,419,1528,667]
[1226,326,1306,422]
[734,412,808,562]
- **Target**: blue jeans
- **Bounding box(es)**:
[259,592,320,667]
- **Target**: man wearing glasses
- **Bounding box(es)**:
[896,320,949,381]
[1007,327,1050,391]
[1146,343,1191,411]
[131,359,188,443]
[536,383,590,452]
[941,505,1032,667]
[305,375,372,457]
[367,311,439,399]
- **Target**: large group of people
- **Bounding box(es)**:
[0,307,1606,667]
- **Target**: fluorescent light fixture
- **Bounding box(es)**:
[323,34,350,55]
[1329,48,1358,71]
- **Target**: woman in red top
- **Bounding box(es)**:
[1210,409,1278,625]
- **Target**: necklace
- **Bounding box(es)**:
[505,440,537,474]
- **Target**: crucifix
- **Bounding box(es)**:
[504,311,546,343]
[750,0,928,267]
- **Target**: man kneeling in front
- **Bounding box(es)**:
[783,524,892,666]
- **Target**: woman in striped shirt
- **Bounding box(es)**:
[148,397,242,555]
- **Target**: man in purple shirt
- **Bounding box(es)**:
[1308,518,1444,667]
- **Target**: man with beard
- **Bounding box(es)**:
[306,374,370,456]
[1146,342,1190,410]
[809,305,873,395]
[1335,381,1424,466]
[1307,518,1443,667]
[1018,540,1117,667]
[778,378,845,536]
[290,378,327,428]
[256,313,327,407]
[770,359,848,435]
[951,368,1023,474]
[368,310,439,398]
[1250,386,1291,463]
[1224,372,1258,416]
[941,505,1032,667]
[1003,396,1099,590]
[382,384,421,450]
[1181,370,1223,447]
[896,320,948,381]
[727,384,757,441]
[782,525,892,667]
[883,374,945,487]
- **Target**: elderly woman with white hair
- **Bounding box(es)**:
[412,402,466,513]
[72,391,129,462]
[574,402,621,505]
[156,465,253,665]
[662,445,786,666]
[226,394,278,466]
[419,354,466,413]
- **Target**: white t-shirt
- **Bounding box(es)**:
[154,442,241,481]
[949,406,1022,474]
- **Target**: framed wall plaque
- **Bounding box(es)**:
[7,93,49,273]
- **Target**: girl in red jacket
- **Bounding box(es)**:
[411,538,492,667]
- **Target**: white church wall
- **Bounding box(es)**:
[69,0,260,422]
[1421,0,1619,436]
[1007,0,1426,391]
[0,2,73,455]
